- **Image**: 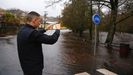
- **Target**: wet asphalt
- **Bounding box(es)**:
[0,30,133,75]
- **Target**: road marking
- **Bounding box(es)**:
[97,68,118,75]
[75,72,90,75]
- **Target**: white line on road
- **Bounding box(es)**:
[97,68,118,75]
[75,72,90,75]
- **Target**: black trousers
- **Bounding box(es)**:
[24,70,42,75]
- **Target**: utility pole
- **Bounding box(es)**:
[44,11,47,28]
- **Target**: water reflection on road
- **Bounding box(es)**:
[0,35,22,75]
[42,30,110,75]
[0,30,133,75]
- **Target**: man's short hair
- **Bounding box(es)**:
[26,11,40,22]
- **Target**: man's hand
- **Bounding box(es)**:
[45,25,53,30]
[45,24,60,30]
[53,24,60,30]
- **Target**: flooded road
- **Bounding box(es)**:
[0,30,133,75]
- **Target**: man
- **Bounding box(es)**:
[17,11,60,75]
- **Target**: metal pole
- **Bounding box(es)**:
[94,25,97,56]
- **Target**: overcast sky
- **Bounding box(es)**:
[0,0,65,17]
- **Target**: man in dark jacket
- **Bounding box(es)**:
[17,11,60,75]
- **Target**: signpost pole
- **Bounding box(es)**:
[94,25,97,56]
[92,13,100,56]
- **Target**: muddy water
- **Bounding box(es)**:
[0,30,133,75]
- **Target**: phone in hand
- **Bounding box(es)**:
[46,24,60,30]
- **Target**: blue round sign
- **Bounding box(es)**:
[92,14,101,25]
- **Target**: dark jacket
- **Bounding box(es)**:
[17,24,60,72]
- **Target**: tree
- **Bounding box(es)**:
[91,0,127,47]
[6,8,28,24]
[47,0,129,44]
[103,0,119,47]
[91,0,132,47]
[2,12,20,25]
[61,0,90,36]
[116,0,133,33]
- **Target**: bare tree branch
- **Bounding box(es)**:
[45,0,63,8]
[92,3,111,9]
[118,0,128,7]
[92,0,110,4]
[91,0,111,9]
[99,1,106,9]
[100,0,110,4]
[100,3,111,9]
[116,12,133,24]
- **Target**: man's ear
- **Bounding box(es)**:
[32,18,36,23]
